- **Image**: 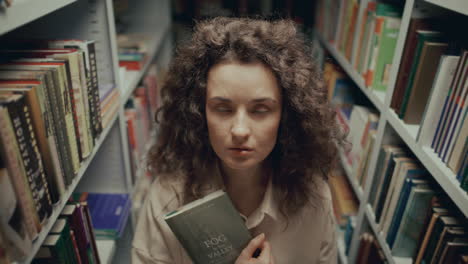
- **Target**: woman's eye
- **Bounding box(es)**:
[215,106,232,112]
[252,106,270,114]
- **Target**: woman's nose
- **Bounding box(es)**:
[231,111,250,141]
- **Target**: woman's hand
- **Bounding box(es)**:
[235,233,275,264]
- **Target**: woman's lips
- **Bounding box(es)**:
[228,148,253,155]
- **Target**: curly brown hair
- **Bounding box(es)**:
[148,17,344,217]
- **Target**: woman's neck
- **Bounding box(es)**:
[220,162,270,217]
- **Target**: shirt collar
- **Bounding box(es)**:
[205,162,282,228]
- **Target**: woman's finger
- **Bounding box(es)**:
[238,233,265,260]
[257,240,271,263]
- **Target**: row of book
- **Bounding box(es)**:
[0,40,109,260]
[32,201,100,264]
[324,61,380,191]
[124,63,160,185]
[316,0,403,92]
[117,33,151,71]
[355,232,386,264]
[368,144,468,262]
[400,45,468,176]
[328,168,358,257]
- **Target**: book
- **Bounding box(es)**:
[432,51,468,152]
[0,87,53,221]
[398,30,444,119]
[0,155,32,261]
[402,41,448,124]
[0,63,76,184]
[391,185,435,258]
[390,15,435,113]
[0,75,65,203]
[164,190,252,264]
[75,192,130,240]
[0,101,40,240]
[417,55,460,146]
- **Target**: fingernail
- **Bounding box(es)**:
[256,233,265,240]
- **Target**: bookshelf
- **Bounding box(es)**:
[339,149,364,202]
[0,0,172,263]
[315,0,468,263]
[0,0,76,35]
[96,240,116,264]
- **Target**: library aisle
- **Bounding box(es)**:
[0,0,172,263]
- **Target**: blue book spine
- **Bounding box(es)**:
[386,171,426,247]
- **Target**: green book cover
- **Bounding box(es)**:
[391,186,435,257]
[364,3,402,86]
[372,16,401,91]
[164,190,252,264]
[33,234,68,264]
[399,30,444,118]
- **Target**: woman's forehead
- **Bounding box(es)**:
[206,62,281,100]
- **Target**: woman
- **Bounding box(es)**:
[132,17,343,264]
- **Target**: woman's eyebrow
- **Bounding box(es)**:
[208,96,231,102]
[208,97,278,103]
[251,98,278,104]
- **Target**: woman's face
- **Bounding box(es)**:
[206,61,282,171]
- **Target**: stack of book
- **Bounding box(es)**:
[315,0,403,92]
[73,192,131,240]
[32,201,100,264]
[355,232,386,263]
[0,39,106,262]
[412,196,468,264]
[368,144,468,261]
[117,33,151,71]
[329,168,359,228]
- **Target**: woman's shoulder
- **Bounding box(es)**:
[145,173,186,218]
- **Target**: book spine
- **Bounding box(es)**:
[23,86,63,204]
[432,53,467,151]
[44,69,75,186]
[64,61,84,164]
[9,95,53,221]
[0,106,40,239]
[87,42,103,140]
[365,16,384,87]
[434,56,468,155]
[57,63,81,175]
[373,16,401,91]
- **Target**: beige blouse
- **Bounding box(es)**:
[132,175,337,264]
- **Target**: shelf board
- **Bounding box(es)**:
[96,240,116,264]
[316,33,385,112]
[120,22,171,104]
[19,110,119,264]
[0,0,76,35]
[365,205,395,264]
[337,229,348,264]
[386,110,468,217]
[425,0,468,16]
[339,149,364,202]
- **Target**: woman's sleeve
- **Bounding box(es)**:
[131,192,175,264]
[318,181,338,264]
